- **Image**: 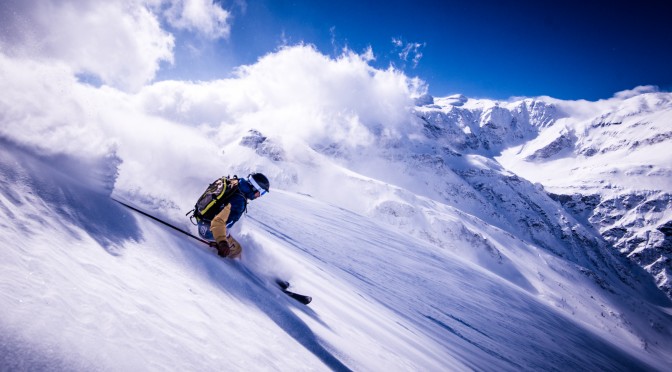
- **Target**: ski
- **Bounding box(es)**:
[275,279,312,305]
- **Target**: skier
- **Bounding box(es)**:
[117,173,309,303]
[195,173,270,259]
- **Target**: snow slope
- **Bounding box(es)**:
[2,128,672,370]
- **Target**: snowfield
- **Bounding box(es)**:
[1,130,671,370]
[1,43,671,370]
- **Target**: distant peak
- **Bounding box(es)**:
[414,93,435,106]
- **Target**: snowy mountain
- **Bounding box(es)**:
[494,90,672,299]
[413,90,672,301]
[1,46,672,370]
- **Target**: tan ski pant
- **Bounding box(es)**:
[210,204,242,259]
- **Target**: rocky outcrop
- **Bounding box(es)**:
[240,129,284,161]
[551,191,672,298]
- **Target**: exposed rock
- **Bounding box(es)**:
[525,131,577,161]
[553,190,672,298]
[239,129,284,161]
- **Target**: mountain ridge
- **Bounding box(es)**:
[410,91,671,299]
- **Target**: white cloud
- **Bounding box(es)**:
[0,0,175,92]
[613,85,659,100]
[361,46,376,62]
[136,44,426,149]
[162,0,232,40]
[391,37,425,68]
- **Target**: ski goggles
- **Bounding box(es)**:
[248,176,268,196]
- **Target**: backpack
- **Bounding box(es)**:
[188,176,244,223]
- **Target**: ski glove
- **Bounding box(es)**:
[216,240,231,257]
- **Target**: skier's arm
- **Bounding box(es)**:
[210,204,232,244]
[225,195,246,229]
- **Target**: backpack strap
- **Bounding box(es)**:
[228,177,248,215]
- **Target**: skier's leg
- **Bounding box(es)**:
[226,236,242,259]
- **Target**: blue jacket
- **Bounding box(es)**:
[223,178,258,229]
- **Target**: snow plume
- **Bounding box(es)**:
[0,55,113,162]
[0,53,218,207]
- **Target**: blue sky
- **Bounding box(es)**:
[157,0,672,101]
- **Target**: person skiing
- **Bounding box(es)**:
[194,173,270,259]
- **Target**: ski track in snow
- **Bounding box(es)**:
[2,141,671,371]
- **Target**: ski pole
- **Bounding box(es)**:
[112,198,212,245]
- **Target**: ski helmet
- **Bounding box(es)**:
[248,173,270,195]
